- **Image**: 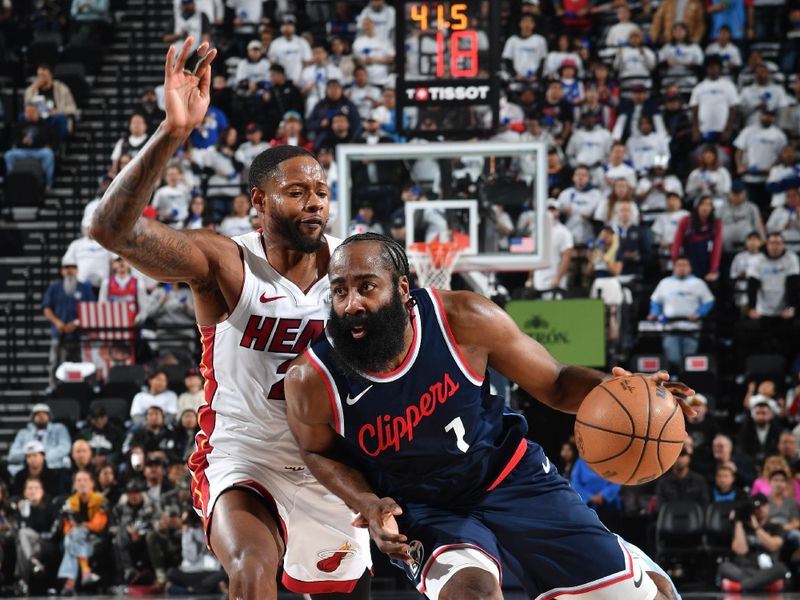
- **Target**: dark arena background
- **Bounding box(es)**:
[1,0,800,597]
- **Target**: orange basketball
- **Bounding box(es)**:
[574,375,686,486]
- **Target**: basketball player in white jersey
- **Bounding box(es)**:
[89,38,371,598]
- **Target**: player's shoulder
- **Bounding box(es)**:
[433,289,508,333]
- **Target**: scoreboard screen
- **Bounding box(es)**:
[396,1,500,137]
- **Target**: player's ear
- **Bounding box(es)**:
[398,275,410,300]
[250,186,264,210]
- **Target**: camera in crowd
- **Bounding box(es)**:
[733,493,769,522]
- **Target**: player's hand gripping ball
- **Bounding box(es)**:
[575,374,687,485]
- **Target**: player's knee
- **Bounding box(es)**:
[227,551,278,598]
[439,567,502,600]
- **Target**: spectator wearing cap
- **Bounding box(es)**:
[9,439,69,497]
[352,17,395,87]
[345,65,382,121]
[766,188,800,251]
[612,83,664,144]
[234,123,269,176]
[651,0,706,43]
[112,477,159,585]
[672,195,723,281]
[565,111,613,169]
[77,405,125,468]
[528,201,574,292]
[234,39,271,94]
[717,491,787,593]
[648,256,714,369]
[306,78,361,139]
[739,401,782,465]
[690,56,739,145]
[267,14,312,84]
[767,145,800,210]
[269,110,314,152]
[177,368,204,415]
[635,156,684,214]
[143,457,173,506]
[42,257,96,388]
[130,371,179,426]
[734,108,788,213]
[299,41,344,117]
[719,180,765,253]
[23,63,78,141]
[163,0,210,54]
[502,14,547,83]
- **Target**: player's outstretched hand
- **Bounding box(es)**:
[353,497,412,563]
[163,37,217,134]
[611,366,696,418]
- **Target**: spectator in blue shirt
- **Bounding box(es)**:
[571,456,622,530]
[7,405,72,476]
[42,257,95,387]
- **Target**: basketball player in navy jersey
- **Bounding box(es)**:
[286,233,689,600]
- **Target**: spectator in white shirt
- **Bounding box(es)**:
[594,178,641,228]
[704,25,743,75]
[151,164,191,226]
[129,370,178,425]
[594,142,637,193]
[767,144,800,208]
[218,194,256,238]
[558,166,604,244]
[182,195,210,230]
[730,232,764,310]
[690,55,739,144]
[636,156,684,213]
[686,144,732,205]
[110,114,149,175]
[234,123,269,177]
[299,41,345,116]
[651,191,691,248]
[346,65,382,121]
[544,33,584,78]
[613,28,656,88]
[625,115,671,175]
[566,111,614,168]
[529,200,575,291]
[163,0,210,54]
[734,108,788,212]
[352,17,395,87]
[267,14,313,83]
[648,256,715,369]
[62,231,112,290]
[605,4,639,47]
[658,22,704,91]
[746,232,799,322]
[356,0,395,42]
[501,14,548,83]
[739,63,791,126]
[234,40,270,93]
[766,187,800,251]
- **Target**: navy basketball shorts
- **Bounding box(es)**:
[394,441,659,600]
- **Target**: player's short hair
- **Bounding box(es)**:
[338,232,410,281]
[248,145,321,190]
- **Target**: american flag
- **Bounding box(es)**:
[78,302,137,341]
[509,236,535,254]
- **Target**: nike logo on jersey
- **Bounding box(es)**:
[259,293,286,303]
[542,456,551,474]
[633,567,643,588]
[346,385,373,406]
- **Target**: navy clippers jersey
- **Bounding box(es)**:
[306,288,529,506]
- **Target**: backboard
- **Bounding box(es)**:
[334,141,551,273]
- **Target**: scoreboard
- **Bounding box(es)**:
[395,1,500,137]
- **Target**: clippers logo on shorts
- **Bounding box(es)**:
[316,542,356,573]
[407,540,424,578]
[307,288,529,504]
[358,373,460,456]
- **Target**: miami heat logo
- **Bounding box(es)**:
[316,542,356,573]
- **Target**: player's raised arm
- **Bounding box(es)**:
[89,38,225,284]
[284,356,412,562]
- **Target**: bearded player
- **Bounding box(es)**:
[285,233,687,600]
[89,38,371,598]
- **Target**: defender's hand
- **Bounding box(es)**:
[353,497,411,563]
[163,37,217,134]
[611,367,696,417]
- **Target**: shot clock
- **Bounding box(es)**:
[395,0,500,136]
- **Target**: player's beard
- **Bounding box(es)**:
[328,288,409,377]
[271,212,326,254]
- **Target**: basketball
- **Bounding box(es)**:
[574,375,686,486]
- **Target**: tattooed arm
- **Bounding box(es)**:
[90,38,226,286]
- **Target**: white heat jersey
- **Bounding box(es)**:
[188,231,371,593]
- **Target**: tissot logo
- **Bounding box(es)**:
[406,85,491,102]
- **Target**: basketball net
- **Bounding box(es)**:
[407,240,463,290]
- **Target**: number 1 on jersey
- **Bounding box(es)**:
[445,417,470,453]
